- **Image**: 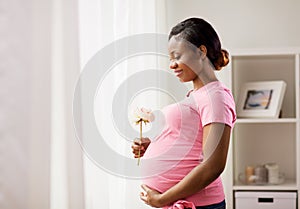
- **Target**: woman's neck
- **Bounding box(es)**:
[192,70,218,90]
[192,56,219,90]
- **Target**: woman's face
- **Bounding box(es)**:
[168,36,203,83]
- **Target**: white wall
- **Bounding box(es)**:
[165,0,300,50]
[0,0,52,208]
[0,1,32,208]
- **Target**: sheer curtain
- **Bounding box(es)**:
[77,0,168,209]
[50,0,84,209]
[0,0,168,208]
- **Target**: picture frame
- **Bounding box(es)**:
[237,81,287,118]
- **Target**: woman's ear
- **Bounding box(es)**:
[199,45,207,59]
[199,45,207,56]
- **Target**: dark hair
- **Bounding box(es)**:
[169,17,229,70]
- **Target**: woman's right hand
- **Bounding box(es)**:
[131,137,151,158]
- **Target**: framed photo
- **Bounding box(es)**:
[237,81,287,118]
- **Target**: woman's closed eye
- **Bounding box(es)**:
[169,55,181,61]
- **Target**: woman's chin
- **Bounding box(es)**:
[178,77,190,83]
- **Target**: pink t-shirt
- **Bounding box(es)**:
[142,81,236,207]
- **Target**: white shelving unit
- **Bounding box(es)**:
[225,48,300,209]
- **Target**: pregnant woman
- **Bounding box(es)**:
[132,17,236,209]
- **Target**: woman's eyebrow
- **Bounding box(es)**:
[169,50,175,55]
[169,50,179,56]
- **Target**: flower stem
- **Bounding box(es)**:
[137,120,142,166]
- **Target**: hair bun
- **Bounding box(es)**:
[214,49,229,71]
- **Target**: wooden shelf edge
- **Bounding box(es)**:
[233,180,297,191]
[236,118,298,124]
[230,48,300,56]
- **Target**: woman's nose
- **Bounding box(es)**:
[169,60,178,69]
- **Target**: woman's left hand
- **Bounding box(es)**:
[140,184,165,208]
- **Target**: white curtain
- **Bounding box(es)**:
[77,1,168,208]
[50,0,171,208]
[0,0,84,208]
[50,0,85,209]
[0,0,168,208]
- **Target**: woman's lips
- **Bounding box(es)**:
[174,69,183,77]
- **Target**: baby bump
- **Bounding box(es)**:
[141,141,201,192]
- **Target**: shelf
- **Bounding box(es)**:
[230,48,300,56]
[226,49,300,209]
[233,179,297,191]
[236,118,298,124]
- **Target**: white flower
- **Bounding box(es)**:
[133,107,154,124]
[132,107,154,166]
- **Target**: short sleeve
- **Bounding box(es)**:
[199,89,236,128]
